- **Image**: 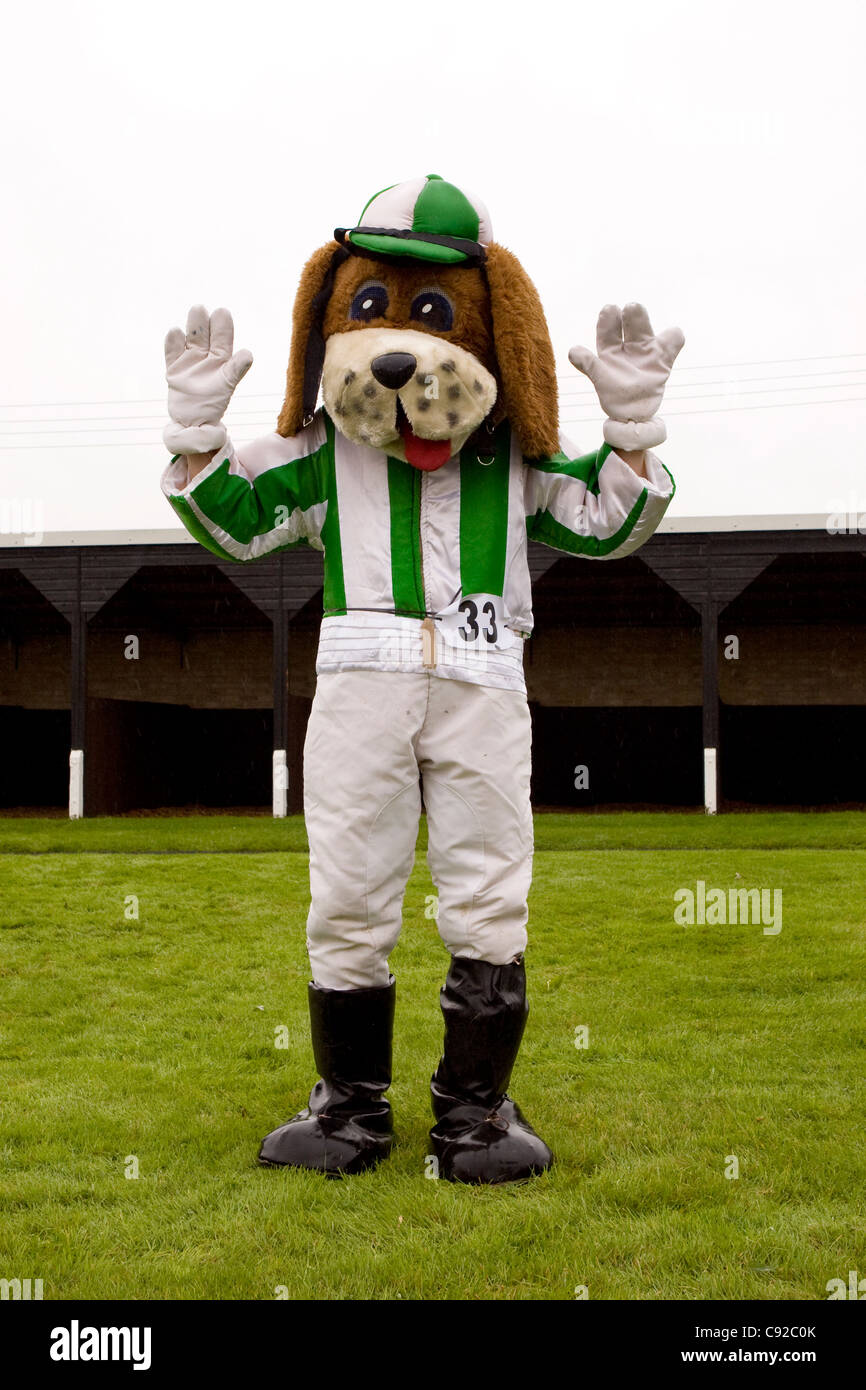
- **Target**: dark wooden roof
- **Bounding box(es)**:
[0,531,863,627]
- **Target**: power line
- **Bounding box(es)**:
[0,417,273,433]
[663,350,866,371]
[2,392,864,448]
[0,392,285,410]
[0,409,282,427]
[560,394,866,422]
[558,349,866,377]
[559,366,866,397]
[4,371,866,434]
[3,364,861,422]
[3,382,864,437]
[561,379,866,406]
[3,351,866,413]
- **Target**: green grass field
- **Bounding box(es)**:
[1,812,864,1301]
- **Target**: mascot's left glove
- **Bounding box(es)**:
[569,303,684,451]
[163,305,253,456]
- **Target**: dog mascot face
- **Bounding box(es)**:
[275,175,561,466]
[319,266,498,469]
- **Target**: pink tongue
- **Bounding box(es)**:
[400,418,452,471]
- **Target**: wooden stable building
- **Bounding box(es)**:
[1,517,864,816]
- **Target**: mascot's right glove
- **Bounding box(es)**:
[163,305,253,456]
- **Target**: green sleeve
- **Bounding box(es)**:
[165,423,334,565]
[525,442,675,559]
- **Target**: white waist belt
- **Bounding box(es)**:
[315,613,527,692]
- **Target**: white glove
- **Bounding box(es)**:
[569,303,684,451]
[163,305,253,456]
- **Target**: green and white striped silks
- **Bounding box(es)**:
[161,411,675,692]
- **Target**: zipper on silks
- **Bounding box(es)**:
[418,471,437,670]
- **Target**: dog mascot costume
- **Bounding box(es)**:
[161,175,683,1184]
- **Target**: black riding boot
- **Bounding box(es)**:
[430,956,553,1184]
[258,976,395,1176]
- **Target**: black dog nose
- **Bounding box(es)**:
[370,352,417,390]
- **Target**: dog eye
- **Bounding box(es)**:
[349,284,389,322]
[410,291,454,332]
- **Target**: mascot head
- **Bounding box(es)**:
[276,174,560,466]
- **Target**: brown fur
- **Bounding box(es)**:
[483,243,559,458]
[277,239,560,457]
[276,242,342,437]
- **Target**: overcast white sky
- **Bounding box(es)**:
[1,0,864,533]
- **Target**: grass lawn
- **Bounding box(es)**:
[1,812,864,1301]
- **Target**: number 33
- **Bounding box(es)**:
[458,598,498,644]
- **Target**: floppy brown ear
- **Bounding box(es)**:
[277,241,344,437]
[484,242,559,459]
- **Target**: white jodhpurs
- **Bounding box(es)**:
[304,670,534,990]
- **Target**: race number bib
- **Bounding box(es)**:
[434,594,517,652]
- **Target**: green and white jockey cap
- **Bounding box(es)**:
[335,174,492,266]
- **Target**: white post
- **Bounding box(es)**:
[69,749,84,819]
[703,746,718,815]
[272,749,288,819]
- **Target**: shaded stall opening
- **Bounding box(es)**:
[87,565,273,813]
[719,552,866,807]
[0,569,70,810]
[86,699,272,813]
[530,705,703,809]
[0,708,71,810]
[528,555,702,807]
[721,705,865,807]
